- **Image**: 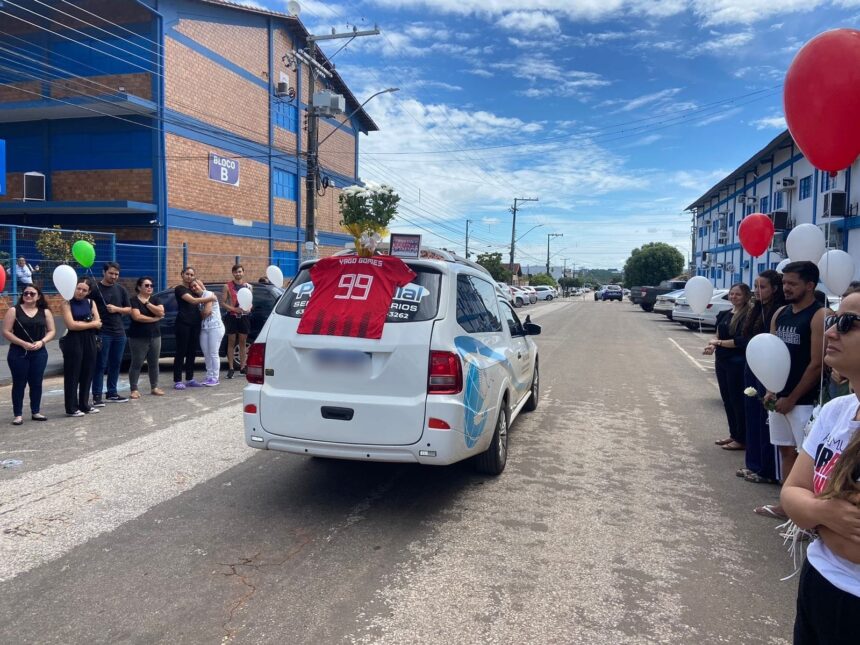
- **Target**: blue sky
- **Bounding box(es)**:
[248,0,860,269]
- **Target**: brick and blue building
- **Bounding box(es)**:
[0,0,376,288]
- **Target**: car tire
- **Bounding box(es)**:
[641,303,653,312]
[475,404,508,475]
[523,364,538,412]
[546,295,553,301]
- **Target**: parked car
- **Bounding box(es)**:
[533,285,556,301]
[629,286,644,305]
[639,279,688,312]
[496,281,514,304]
[125,282,284,361]
[672,289,730,328]
[600,284,624,301]
[510,286,530,308]
[519,285,538,304]
[244,248,541,475]
[653,289,685,319]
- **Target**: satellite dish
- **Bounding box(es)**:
[287,0,301,16]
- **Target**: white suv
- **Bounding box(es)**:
[244,248,541,475]
[532,285,556,301]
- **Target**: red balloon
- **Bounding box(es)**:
[738,214,775,257]
[784,29,860,173]
[0,267,6,293]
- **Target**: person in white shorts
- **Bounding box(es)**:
[756,261,826,520]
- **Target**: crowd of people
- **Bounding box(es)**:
[703,261,860,641]
[3,262,254,421]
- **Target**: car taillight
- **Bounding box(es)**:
[706,304,713,309]
[246,343,265,384]
[428,351,462,395]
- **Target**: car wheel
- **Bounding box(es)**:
[475,404,508,475]
[523,364,539,412]
[546,295,553,301]
[641,303,653,312]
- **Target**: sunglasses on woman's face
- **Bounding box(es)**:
[141,284,153,288]
[825,313,860,334]
[22,291,37,297]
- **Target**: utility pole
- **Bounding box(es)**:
[301,26,379,259]
[509,196,538,280]
[546,233,563,275]
[465,219,473,259]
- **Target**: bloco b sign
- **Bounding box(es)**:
[208,153,239,186]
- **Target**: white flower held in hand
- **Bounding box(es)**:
[744,387,758,397]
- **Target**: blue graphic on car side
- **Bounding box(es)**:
[454,336,529,448]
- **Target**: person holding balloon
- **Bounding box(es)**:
[755,262,826,520]
[3,284,55,425]
[221,264,252,380]
[703,283,752,451]
[737,270,785,485]
[192,279,225,386]
[173,267,216,390]
[60,277,102,417]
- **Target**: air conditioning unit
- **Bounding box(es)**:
[275,81,290,97]
[23,172,46,201]
[701,251,709,264]
[717,230,728,243]
[312,90,346,116]
[738,195,756,204]
[775,177,796,191]
[770,209,790,230]
[819,223,844,250]
[769,231,786,256]
[823,190,847,219]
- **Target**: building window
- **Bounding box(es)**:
[799,175,812,200]
[699,227,704,238]
[758,262,766,274]
[759,195,770,214]
[274,101,298,133]
[774,191,783,209]
[273,168,297,200]
[729,212,735,228]
[821,172,831,192]
[746,204,754,215]
[712,220,718,233]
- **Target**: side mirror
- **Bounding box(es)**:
[523,322,541,336]
[525,315,531,324]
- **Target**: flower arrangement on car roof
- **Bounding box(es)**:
[339,182,400,257]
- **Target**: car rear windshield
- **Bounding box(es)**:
[276,263,442,323]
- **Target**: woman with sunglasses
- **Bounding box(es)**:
[60,277,102,417]
[127,276,165,399]
[2,284,55,425]
[782,293,860,643]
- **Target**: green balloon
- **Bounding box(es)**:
[71,240,96,268]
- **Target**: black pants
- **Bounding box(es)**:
[715,357,746,444]
[173,322,200,383]
[795,560,860,644]
[7,345,48,417]
[62,331,97,414]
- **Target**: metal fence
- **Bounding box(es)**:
[0,224,115,297]
[1,224,303,300]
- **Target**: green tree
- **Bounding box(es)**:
[475,252,511,282]
[36,226,97,266]
[622,242,684,288]
[559,276,582,289]
[529,273,557,287]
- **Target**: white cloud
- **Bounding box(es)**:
[496,11,561,34]
[466,68,494,78]
[689,31,755,55]
[603,88,683,112]
[694,106,742,126]
[691,0,824,25]
[750,114,787,129]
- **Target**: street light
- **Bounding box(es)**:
[316,87,399,149]
[515,224,544,244]
[306,87,399,258]
[546,233,563,275]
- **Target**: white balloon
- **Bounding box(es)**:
[818,250,855,296]
[236,286,253,311]
[785,223,826,262]
[266,264,284,287]
[52,264,78,301]
[775,258,791,274]
[746,334,791,393]
[684,276,714,314]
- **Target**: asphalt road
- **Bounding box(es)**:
[0,298,797,644]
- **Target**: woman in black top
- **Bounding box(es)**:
[736,270,785,483]
[60,278,102,417]
[172,266,216,389]
[703,283,752,451]
[2,284,55,425]
[128,276,165,398]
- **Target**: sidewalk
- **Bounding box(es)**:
[0,314,67,386]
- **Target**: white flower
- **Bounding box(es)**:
[744,387,758,397]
